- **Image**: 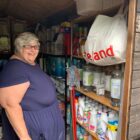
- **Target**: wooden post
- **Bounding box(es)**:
[121,0,136,140]
[70,87,77,140]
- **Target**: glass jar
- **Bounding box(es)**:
[92,66,101,91]
[111,65,122,107]
[82,65,93,91]
[77,60,83,86]
[104,67,112,98]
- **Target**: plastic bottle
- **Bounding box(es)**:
[106,111,119,140]
[83,132,89,140]
[88,135,93,140]
[79,134,84,140]
[75,98,78,118]
[89,108,97,133]
[77,97,85,123]
[97,112,108,140]
[67,104,71,125]
[111,65,122,106]
[79,27,87,57]
[73,26,80,56]
[63,22,71,55]
[83,105,90,128]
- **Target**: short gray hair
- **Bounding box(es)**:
[14,32,40,53]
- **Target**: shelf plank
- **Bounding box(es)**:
[75,87,119,111]
[77,120,99,140]
[71,15,96,24]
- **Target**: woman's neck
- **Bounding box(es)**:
[11,54,35,65]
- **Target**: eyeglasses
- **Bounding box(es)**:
[24,45,40,50]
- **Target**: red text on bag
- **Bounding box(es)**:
[83,45,114,61]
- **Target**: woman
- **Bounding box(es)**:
[0,32,65,140]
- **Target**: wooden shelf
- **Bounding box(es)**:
[77,120,99,140]
[75,87,119,112]
[71,15,96,24]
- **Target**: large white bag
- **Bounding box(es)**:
[83,14,127,66]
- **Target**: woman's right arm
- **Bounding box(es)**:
[0,82,31,140]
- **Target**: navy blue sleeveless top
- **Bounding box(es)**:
[0,59,57,110]
[0,59,65,140]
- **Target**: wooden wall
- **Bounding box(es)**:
[128,0,140,139]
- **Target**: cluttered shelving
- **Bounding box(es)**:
[68,1,134,140]
[75,87,119,112]
[77,119,99,140]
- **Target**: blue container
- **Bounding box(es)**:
[46,57,51,75]
[51,57,56,76]
[48,57,66,78]
[55,57,64,78]
[61,58,66,78]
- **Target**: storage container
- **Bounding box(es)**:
[103,0,123,10]
[75,0,102,16]
[75,0,123,16]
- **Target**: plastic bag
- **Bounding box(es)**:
[83,14,127,66]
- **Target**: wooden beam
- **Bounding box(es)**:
[121,0,137,140]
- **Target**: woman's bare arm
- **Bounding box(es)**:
[0,82,31,140]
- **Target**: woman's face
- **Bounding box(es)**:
[19,40,40,65]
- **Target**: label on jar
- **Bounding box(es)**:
[111,79,121,99]
[83,71,93,86]
[96,85,105,96]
